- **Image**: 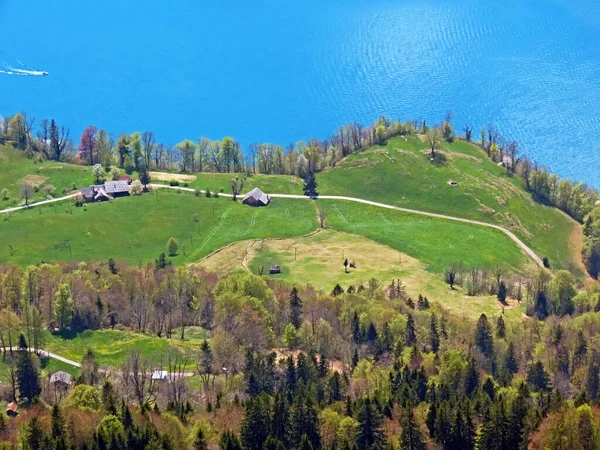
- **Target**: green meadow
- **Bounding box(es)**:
[43,328,210,367]
[318,200,531,273]
[317,135,578,270]
[0,144,97,205]
[0,190,318,266]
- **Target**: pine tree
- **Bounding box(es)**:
[290,288,303,329]
[356,398,385,450]
[22,417,46,450]
[474,314,494,358]
[291,390,321,450]
[328,371,343,403]
[464,358,479,397]
[497,282,507,304]
[574,330,588,368]
[478,399,510,450]
[263,436,286,450]
[220,431,244,450]
[534,290,548,320]
[527,361,551,392]
[272,391,290,447]
[495,315,506,339]
[351,312,361,344]
[430,313,440,353]
[404,314,416,346]
[193,426,208,450]
[51,404,68,448]
[400,407,426,450]
[505,384,529,450]
[504,341,518,375]
[16,347,41,400]
[352,348,359,369]
[286,356,297,396]
[586,353,599,401]
[366,322,378,343]
[241,394,273,450]
[53,283,73,330]
[298,434,314,450]
[447,403,475,450]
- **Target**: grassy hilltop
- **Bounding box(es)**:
[317,135,579,271]
[0,138,579,280]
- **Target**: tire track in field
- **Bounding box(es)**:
[332,204,353,228]
[243,210,260,236]
[378,212,392,225]
[192,209,231,257]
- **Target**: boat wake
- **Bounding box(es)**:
[0,59,47,76]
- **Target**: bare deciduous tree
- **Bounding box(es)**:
[121,351,156,408]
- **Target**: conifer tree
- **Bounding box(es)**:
[352,348,359,369]
[504,341,518,375]
[586,353,599,401]
[495,315,506,339]
[351,312,361,344]
[298,434,314,450]
[290,288,303,329]
[574,330,588,368]
[272,391,290,447]
[474,313,494,358]
[534,291,548,320]
[464,358,479,397]
[51,404,69,450]
[22,417,46,450]
[220,431,244,450]
[263,436,286,450]
[328,371,343,403]
[478,398,510,450]
[430,313,440,353]
[16,344,41,400]
[404,314,416,346]
[527,361,551,392]
[193,426,208,450]
[291,389,321,450]
[356,398,385,450]
[448,403,475,450]
[400,407,426,450]
[241,393,273,450]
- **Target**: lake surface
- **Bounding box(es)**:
[1,0,599,187]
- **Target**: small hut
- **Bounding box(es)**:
[269,265,281,274]
[5,402,18,417]
[152,370,168,382]
[50,371,72,389]
[242,188,270,207]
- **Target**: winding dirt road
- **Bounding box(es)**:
[0,184,544,268]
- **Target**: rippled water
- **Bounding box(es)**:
[1,0,599,187]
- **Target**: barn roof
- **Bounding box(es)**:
[50,371,72,385]
[242,187,270,205]
[104,180,130,194]
[5,402,17,413]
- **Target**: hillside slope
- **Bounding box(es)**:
[317,136,579,271]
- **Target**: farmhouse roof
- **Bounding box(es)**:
[50,371,72,385]
[5,402,17,413]
[118,176,132,184]
[242,187,270,206]
[80,186,95,198]
[94,187,112,201]
[104,180,130,194]
[152,370,168,380]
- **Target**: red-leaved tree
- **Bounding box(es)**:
[78,126,98,165]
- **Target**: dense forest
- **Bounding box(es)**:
[0,259,599,448]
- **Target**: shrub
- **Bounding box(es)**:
[129,180,143,195]
[543,256,550,268]
[1,188,8,200]
[183,182,189,187]
[169,180,180,187]
[194,189,201,197]
[205,189,211,198]
[167,237,179,256]
[219,188,224,193]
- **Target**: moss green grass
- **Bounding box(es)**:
[0,190,318,266]
[317,136,578,271]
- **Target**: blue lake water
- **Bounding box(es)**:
[1,0,599,187]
